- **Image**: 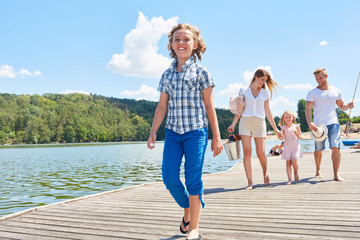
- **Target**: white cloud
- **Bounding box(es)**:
[242,70,253,84]
[120,84,158,101]
[61,90,90,95]
[18,69,32,76]
[0,64,16,78]
[283,83,313,91]
[217,104,229,109]
[319,40,328,46]
[33,70,42,76]
[107,12,178,78]
[243,66,273,84]
[218,83,245,97]
[0,64,42,78]
[270,96,291,109]
[270,96,297,117]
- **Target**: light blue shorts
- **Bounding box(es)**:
[315,124,341,151]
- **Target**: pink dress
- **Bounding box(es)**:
[281,125,302,160]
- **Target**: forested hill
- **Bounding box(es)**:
[0,93,234,145]
[2,93,357,145]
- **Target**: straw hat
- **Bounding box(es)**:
[310,124,328,142]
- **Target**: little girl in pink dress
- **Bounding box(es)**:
[279,110,303,185]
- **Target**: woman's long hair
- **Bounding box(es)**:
[249,69,279,99]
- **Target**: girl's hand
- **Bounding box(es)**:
[147,132,156,149]
[211,137,223,157]
[276,130,283,140]
[294,126,302,139]
[294,130,299,137]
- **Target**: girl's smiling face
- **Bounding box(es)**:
[284,114,294,125]
[171,29,198,62]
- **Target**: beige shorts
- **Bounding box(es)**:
[239,116,266,138]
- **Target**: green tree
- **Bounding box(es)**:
[131,115,151,140]
[274,116,280,126]
[0,93,260,144]
[24,118,39,144]
[336,108,349,124]
[297,99,309,132]
[265,116,280,133]
[15,115,25,132]
[63,125,76,143]
[15,131,25,144]
[0,131,7,145]
[352,116,360,123]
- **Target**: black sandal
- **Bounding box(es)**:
[179,217,190,234]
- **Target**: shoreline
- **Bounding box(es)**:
[266,131,360,140]
[1,132,359,149]
[0,141,147,148]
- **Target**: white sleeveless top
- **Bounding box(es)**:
[239,87,269,118]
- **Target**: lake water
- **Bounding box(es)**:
[0,139,355,217]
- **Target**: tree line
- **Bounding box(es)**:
[0,93,150,144]
[0,93,357,145]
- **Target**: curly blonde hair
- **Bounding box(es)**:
[167,23,206,62]
[249,69,279,99]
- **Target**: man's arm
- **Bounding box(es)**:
[336,99,354,111]
[305,101,317,131]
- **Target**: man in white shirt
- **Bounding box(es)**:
[305,68,354,181]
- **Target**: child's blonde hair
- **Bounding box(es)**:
[249,69,279,99]
[278,110,296,126]
[167,23,206,62]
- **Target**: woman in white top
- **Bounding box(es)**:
[228,69,282,190]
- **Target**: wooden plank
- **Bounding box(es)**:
[0,149,359,239]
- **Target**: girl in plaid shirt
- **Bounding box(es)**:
[147,23,222,240]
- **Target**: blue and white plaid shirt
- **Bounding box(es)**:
[158,57,215,134]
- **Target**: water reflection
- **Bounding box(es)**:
[0,139,354,217]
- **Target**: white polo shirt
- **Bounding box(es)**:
[239,87,269,118]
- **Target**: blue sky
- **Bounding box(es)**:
[1,0,360,117]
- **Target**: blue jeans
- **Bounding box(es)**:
[162,128,208,208]
[315,124,341,151]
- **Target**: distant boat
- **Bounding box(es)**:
[342,140,360,146]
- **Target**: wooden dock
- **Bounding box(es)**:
[1,149,359,239]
